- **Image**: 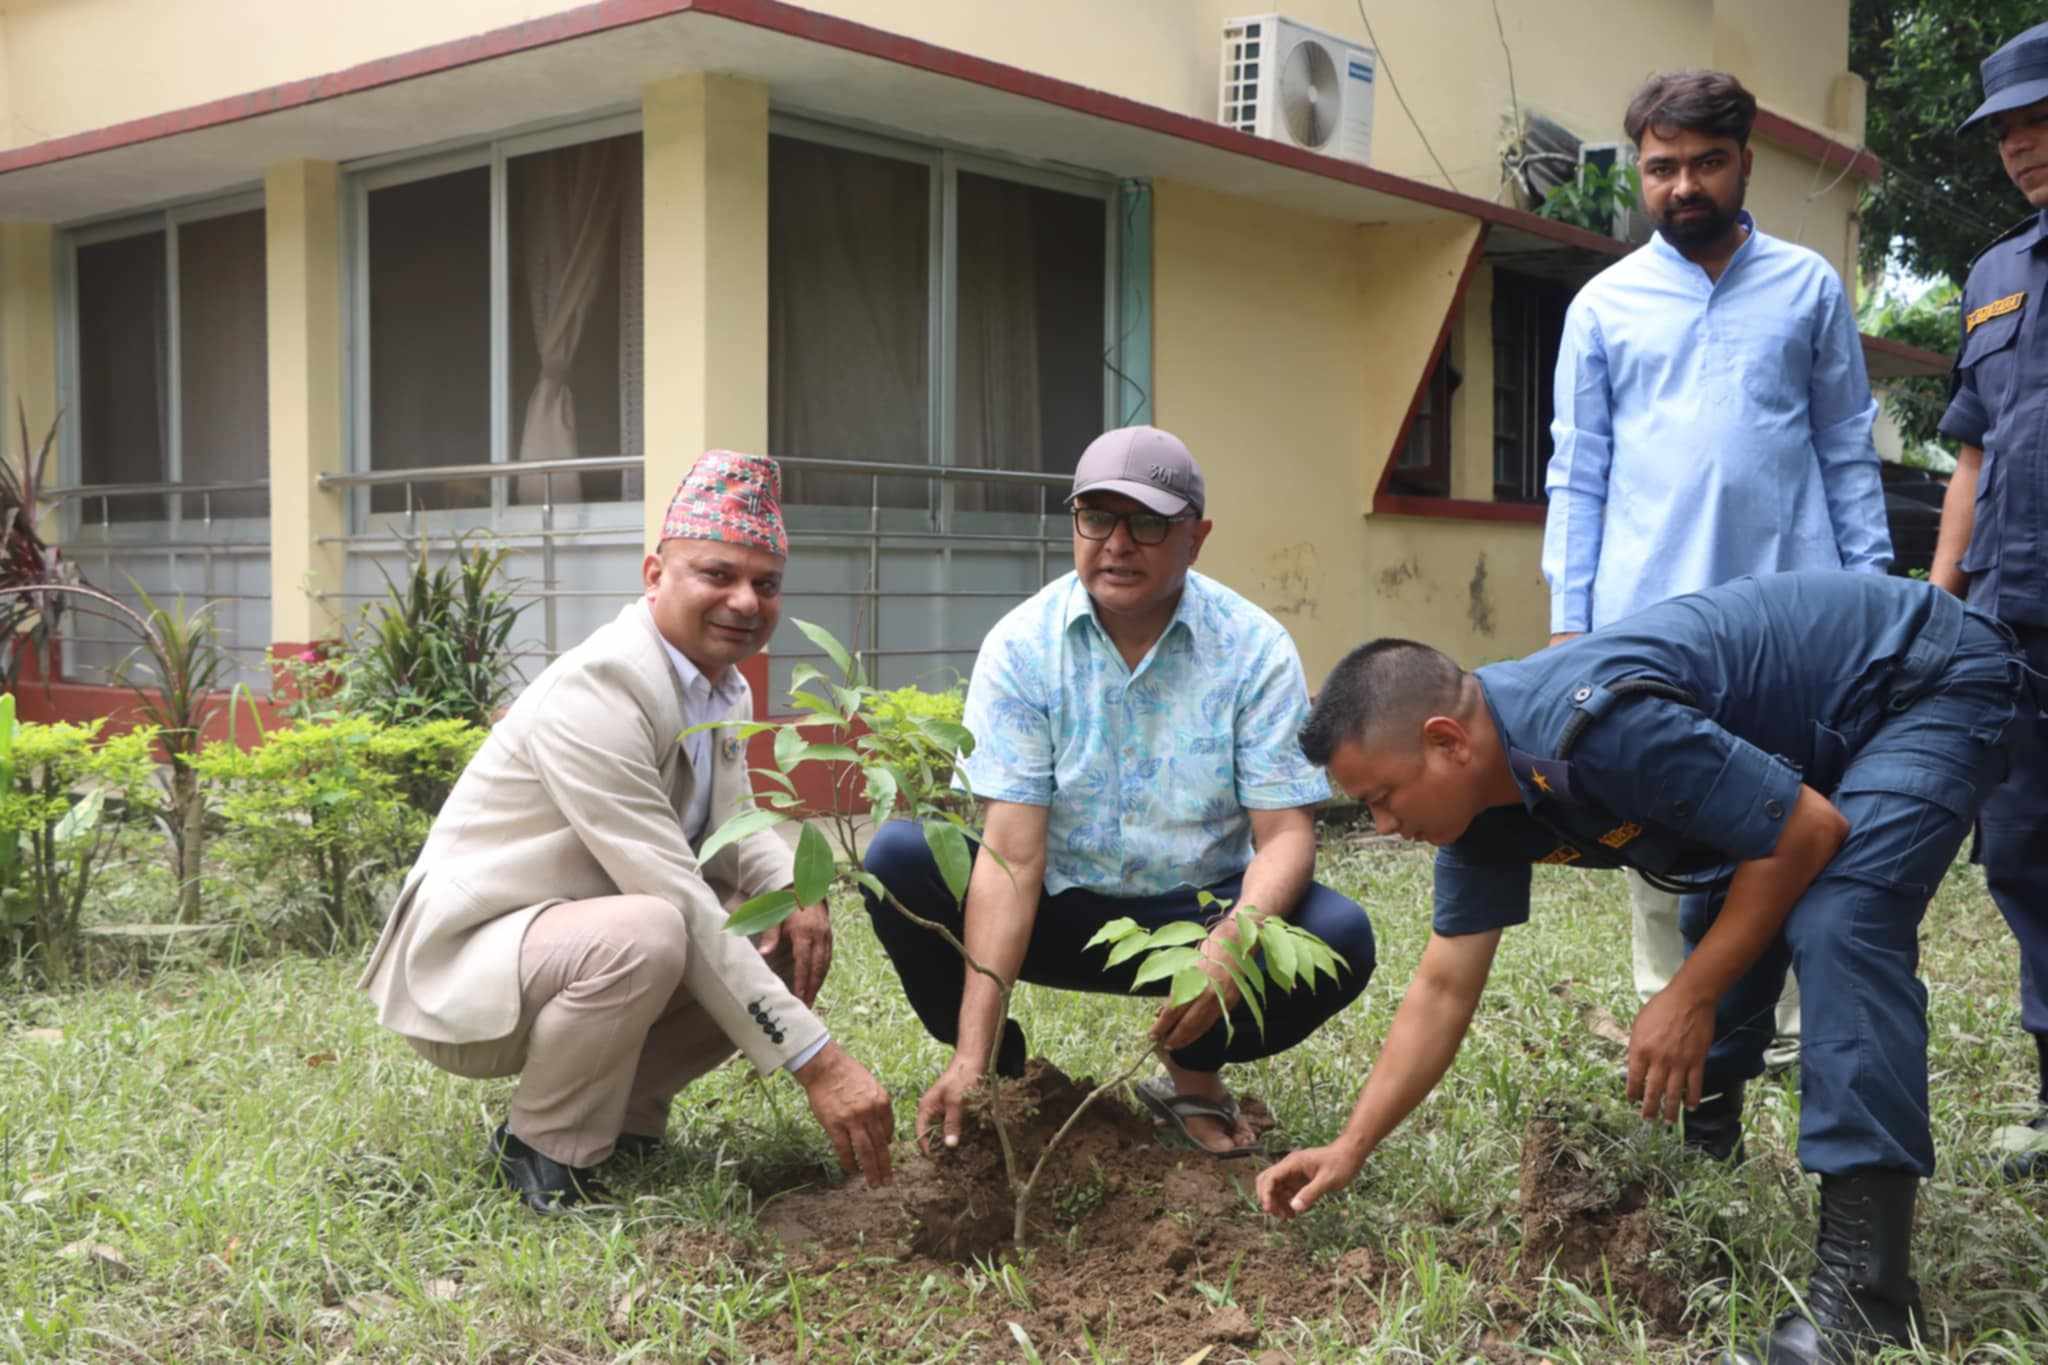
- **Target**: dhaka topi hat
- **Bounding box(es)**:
[1960,21,2048,133]
[660,451,788,558]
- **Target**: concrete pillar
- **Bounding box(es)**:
[0,222,59,524]
[640,73,769,547]
[263,160,346,645]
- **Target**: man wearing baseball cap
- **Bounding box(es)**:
[360,451,893,1213]
[1931,19,2048,1183]
[860,425,1376,1157]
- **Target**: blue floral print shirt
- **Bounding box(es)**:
[957,570,1330,896]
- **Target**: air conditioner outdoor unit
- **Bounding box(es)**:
[1578,139,1650,243]
[1219,14,1375,165]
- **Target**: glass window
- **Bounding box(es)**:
[1491,269,1573,504]
[768,135,930,508]
[1390,353,1454,498]
[766,126,1119,515]
[178,209,268,518]
[73,209,269,523]
[953,171,1105,514]
[359,129,644,516]
[366,167,490,513]
[75,230,167,520]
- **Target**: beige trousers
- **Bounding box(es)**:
[1628,870,1800,1054]
[407,894,772,1168]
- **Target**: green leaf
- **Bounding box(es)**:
[913,717,974,755]
[1130,945,1203,990]
[697,806,787,864]
[52,788,104,844]
[1081,916,1142,952]
[862,765,900,819]
[750,766,797,795]
[1102,934,1153,970]
[1222,960,1265,1037]
[852,870,890,905]
[922,819,973,903]
[787,662,826,698]
[1141,920,1207,949]
[793,823,835,907]
[773,725,808,773]
[790,691,844,722]
[725,889,799,937]
[1170,964,1211,1007]
[1259,917,1299,992]
[801,743,862,763]
[792,619,856,682]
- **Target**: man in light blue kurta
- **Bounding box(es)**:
[1540,70,1892,1081]
[861,426,1376,1157]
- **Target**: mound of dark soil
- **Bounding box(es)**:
[1517,1112,1690,1332]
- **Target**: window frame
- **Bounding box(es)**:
[56,187,267,542]
[767,112,1127,518]
[343,110,644,535]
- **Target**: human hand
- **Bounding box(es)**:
[1149,935,1242,1051]
[916,1055,987,1154]
[1626,985,1715,1122]
[1256,1141,1364,1218]
[792,1042,893,1185]
[757,900,832,1006]
[1547,631,1584,649]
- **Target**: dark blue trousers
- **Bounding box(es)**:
[860,819,1376,1075]
[1976,626,2048,1053]
[1683,614,2020,1176]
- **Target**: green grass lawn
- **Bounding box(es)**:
[3,838,2045,1362]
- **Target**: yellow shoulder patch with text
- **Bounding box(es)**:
[1966,292,2025,333]
[1598,821,1643,849]
[1537,844,1582,866]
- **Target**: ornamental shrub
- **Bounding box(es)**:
[0,704,158,984]
[192,718,483,951]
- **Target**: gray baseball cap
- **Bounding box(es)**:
[1067,425,1206,517]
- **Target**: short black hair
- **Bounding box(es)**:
[1299,638,1466,767]
[1623,70,1758,147]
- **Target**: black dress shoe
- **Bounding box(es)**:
[490,1123,610,1214]
[609,1132,665,1163]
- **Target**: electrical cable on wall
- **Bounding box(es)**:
[1353,0,1459,194]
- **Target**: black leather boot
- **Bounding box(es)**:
[1999,1035,2048,1181]
[491,1123,610,1214]
[1724,1170,1923,1364]
[1683,1081,1746,1163]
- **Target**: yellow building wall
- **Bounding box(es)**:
[1151,179,1538,679]
[1714,0,1854,138]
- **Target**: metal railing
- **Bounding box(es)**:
[317,454,1072,674]
[40,479,275,681]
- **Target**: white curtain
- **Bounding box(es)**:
[514,140,626,506]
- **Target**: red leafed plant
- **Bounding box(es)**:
[0,403,73,686]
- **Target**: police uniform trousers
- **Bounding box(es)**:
[1976,625,2048,1045]
[1679,614,2020,1176]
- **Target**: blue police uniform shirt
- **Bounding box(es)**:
[1939,210,2048,628]
[1432,571,1968,937]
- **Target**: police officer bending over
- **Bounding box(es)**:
[1257,571,2023,1365]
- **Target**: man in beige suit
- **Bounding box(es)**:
[359,451,893,1213]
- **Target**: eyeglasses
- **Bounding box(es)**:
[1071,506,1193,546]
